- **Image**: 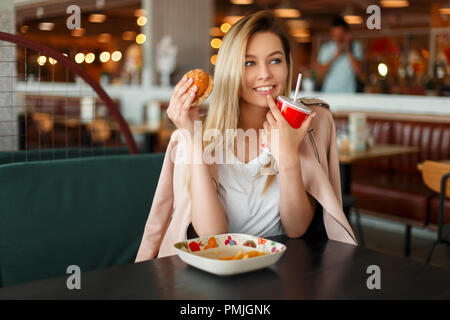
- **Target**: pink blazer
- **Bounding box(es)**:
[135,100,358,261]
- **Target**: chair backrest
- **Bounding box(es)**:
[422,160,450,198]
[0,153,164,288]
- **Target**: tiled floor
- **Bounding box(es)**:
[349,212,450,271]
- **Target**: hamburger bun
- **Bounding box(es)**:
[184,69,213,106]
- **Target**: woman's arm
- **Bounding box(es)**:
[167,75,228,238]
[189,144,228,237]
[278,154,315,238]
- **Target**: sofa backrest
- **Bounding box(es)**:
[0,147,130,165]
[333,113,450,173]
[0,153,164,288]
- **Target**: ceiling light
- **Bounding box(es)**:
[85,53,95,64]
[137,16,147,26]
[37,56,46,66]
[97,33,112,43]
[210,54,218,65]
[122,31,137,41]
[136,33,146,44]
[75,53,85,64]
[111,51,122,62]
[48,57,57,65]
[378,63,388,77]
[220,23,232,33]
[344,15,363,24]
[274,1,301,18]
[289,29,310,38]
[223,16,244,24]
[71,28,85,37]
[210,38,222,49]
[287,19,309,30]
[99,51,110,63]
[439,1,450,14]
[380,0,409,8]
[88,14,106,23]
[39,22,54,31]
[274,8,301,18]
[230,0,253,4]
[134,9,146,17]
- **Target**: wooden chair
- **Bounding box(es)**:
[421,161,450,264]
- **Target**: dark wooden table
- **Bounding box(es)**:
[0,236,449,300]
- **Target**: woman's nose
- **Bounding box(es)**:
[257,64,272,80]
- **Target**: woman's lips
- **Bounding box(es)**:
[253,85,276,96]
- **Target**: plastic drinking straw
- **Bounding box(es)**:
[293,73,302,102]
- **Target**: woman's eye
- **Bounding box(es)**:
[245,61,255,67]
[270,58,282,64]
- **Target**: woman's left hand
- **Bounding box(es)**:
[263,95,316,170]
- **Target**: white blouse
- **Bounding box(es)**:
[217,149,285,238]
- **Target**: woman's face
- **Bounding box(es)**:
[241,31,289,108]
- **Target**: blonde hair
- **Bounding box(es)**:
[188,10,293,194]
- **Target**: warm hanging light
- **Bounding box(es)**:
[48,57,57,65]
[344,15,363,24]
[220,23,232,33]
[230,0,253,4]
[97,33,112,43]
[122,31,137,41]
[111,51,122,62]
[343,5,363,25]
[210,38,222,49]
[99,51,110,63]
[136,33,146,44]
[37,56,46,66]
[439,1,450,14]
[137,16,147,26]
[379,0,409,8]
[75,53,85,64]
[85,53,95,64]
[71,28,85,37]
[274,0,301,18]
[88,13,106,23]
[210,54,218,65]
[287,19,309,30]
[38,22,54,31]
[378,63,388,77]
[289,29,310,38]
[134,9,146,17]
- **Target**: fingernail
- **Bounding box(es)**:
[312,112,317,118]
[188,78,193,84]
[192,85,198,91]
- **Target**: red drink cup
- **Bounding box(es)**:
[277,96,311,129]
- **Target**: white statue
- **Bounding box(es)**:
[156,35,178,87]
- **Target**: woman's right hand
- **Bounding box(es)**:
[167,75,199,136]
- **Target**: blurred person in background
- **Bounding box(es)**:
[316,16,363,93]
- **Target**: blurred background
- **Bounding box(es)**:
[0,0,449,269]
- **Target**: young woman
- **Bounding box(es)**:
[136,11,357,261]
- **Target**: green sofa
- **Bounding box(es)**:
[0,153,164,287]
[0,147,130,165]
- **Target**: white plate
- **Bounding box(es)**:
[173,233,286,276]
